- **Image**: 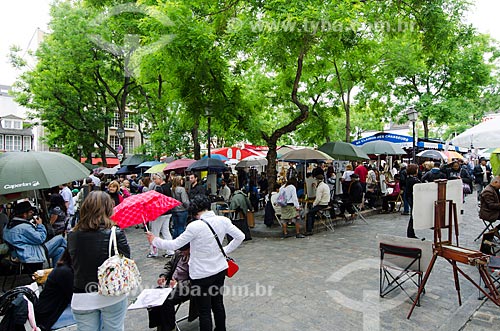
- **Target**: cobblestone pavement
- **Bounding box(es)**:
[35,192,500,330]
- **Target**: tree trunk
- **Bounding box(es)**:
[192,119,201,160]
[423,117,429,139]
[263,48,310,198]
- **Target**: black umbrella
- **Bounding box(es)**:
[116,165,141,175]
[416,150,445,161]
[186,158,227,172]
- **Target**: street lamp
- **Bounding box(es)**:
[77,145,83,162]
[116,127,125,160]
[205,108,212,158]
[407,107,418,162]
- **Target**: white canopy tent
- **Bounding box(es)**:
[451,117,500,148]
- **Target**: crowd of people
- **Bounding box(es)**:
[0,153,498,330]
[265,155,496,240]
[0,166,250,331]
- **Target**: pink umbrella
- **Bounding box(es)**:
[163,158,195,172]
[111,190,181,230]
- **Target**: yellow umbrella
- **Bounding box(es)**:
[145,163,167,174]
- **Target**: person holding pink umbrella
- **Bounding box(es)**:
[147,195,244,331]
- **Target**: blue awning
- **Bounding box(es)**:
[352,133,413,146]
[353,132,468,152]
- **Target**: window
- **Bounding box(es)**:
[23,136,32,151]
[124,137,134,153]
[3,120,22,129]
[109,136,120,150]
[111,112,134,129]
[5,135,21,151]
[0,135,3,150]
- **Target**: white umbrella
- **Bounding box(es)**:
[100,165,120,175]
[235,156,268,168]
[451,117,500,148]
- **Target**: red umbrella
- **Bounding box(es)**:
[163,159,195,172]
[111,190,181,229]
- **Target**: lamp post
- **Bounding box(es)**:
[116,127,125,161]
[77,145,83,162]
[205,108,212,158]
[407,107,418,162]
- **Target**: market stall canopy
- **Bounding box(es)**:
[0,151,89,195]
[451,117,500,148]
[360,141,406,155]
[318,141,369,161]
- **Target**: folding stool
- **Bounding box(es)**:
[380,243,423,305]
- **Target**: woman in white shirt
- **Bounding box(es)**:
[147,195,244,331]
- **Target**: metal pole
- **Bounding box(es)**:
[207,116,211,158]
[412,121,416,162]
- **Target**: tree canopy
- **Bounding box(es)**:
[9,0,499,165]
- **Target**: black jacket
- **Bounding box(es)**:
[68,227,130,292]
[473,164,492,184]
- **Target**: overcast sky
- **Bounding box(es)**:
[1,0,500,86]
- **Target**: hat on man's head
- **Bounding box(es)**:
[315,174,324,181]
[350,173,360,179]
[480,157,486,162]
[14,201,33,216]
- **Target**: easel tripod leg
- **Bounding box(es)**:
[407,252,438,319]
[450,260,462,306]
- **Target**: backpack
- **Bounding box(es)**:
[0,286,38,331]
[276,190,288,207]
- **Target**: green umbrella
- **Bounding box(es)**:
[121,154,151,166]
[0,151,89,195]
[318,141,369,160]
[360,141,407,155]
[82,162,98,170]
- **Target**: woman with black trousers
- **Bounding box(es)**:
[147,195,244,331]
[406,164,421,238]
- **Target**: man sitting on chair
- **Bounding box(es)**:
[340,174,364,220]
[148,243,198,331]
[479,176,500,229]
[381,174,401,213]
[3,201,67,266]
[305,174,330,236]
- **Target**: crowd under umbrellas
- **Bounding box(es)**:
[0,136,498,329]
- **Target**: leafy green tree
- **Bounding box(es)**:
[373,0,496,138]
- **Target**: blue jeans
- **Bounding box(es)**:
[172,210,188,239]
[44,234,66,266]
[402,190,410,213]
[72,298,127,331]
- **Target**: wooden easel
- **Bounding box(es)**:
[407,180,500,319]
